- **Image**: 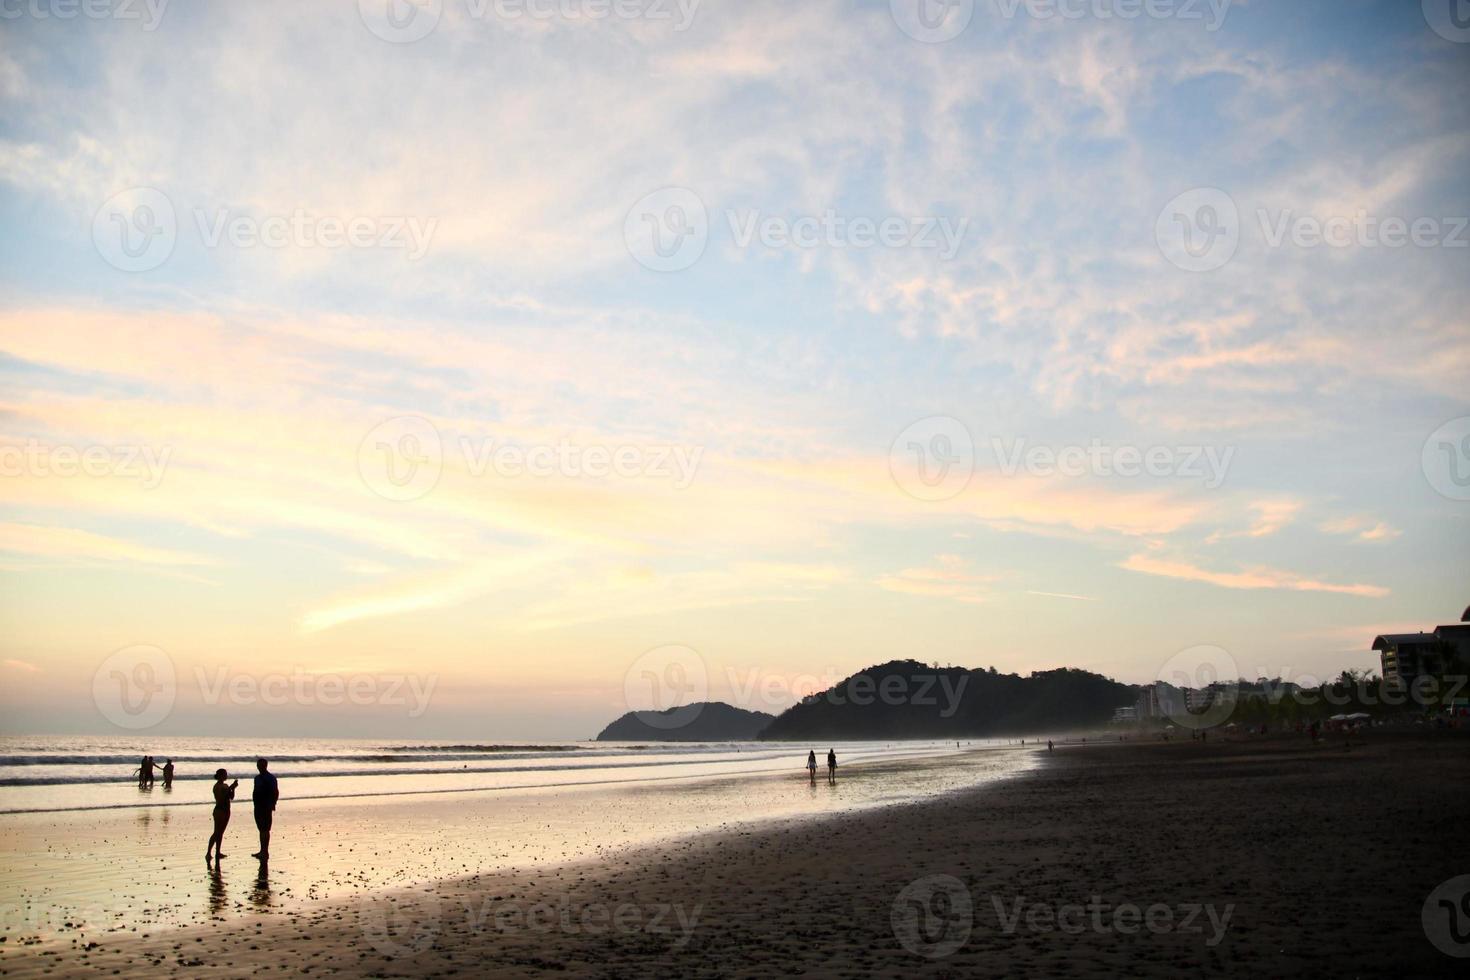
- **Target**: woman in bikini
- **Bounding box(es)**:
[205,768,238,865]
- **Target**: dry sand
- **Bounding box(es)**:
[2,731,1465,978]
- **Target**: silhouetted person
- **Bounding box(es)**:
[206,768,237,865]
[806,750,817,784]
[1047,739,1054,752]
[826,748,836,784]
[162,759,174,789]
[139,755,155,787]
[251,758,278,861]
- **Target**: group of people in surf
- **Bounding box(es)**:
[134,754,174,789]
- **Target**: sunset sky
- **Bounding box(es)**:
[1,0,1467,738]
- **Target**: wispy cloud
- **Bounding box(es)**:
[1320,515,1403,543]
[876,555,997,604]
[1119,553,1389,598]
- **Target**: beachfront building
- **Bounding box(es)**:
[1374,633,1446,687]
[1374,605,1470,688]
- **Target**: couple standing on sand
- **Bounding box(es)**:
[806,748,837,785]
[205,758,279,866]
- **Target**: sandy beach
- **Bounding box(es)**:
[3,730,1464,978]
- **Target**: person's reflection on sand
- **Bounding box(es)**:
[250,860,271,910]
[207,865,227,917]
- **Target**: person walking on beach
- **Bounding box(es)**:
[1047,739,1054,752]
[806,750,817,784]
[205,768,237,865]
[251,758,278,861]
[162,759,174,789]
[826,748,837,785]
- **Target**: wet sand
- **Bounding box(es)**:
[0,745,1030,944]
[2,731,1465,977]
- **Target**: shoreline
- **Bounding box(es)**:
[0,744,1032,958]
[3,732,1465,977]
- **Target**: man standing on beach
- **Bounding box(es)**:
[251,758,278,861]
[826,748,836,785]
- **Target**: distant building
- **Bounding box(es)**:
[1374,633,1446,687]
[1374,604,1470,688]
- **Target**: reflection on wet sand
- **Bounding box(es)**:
[208,865,227,917]
[251,862,271,910]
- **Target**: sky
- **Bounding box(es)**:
[0,0,1467,739]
